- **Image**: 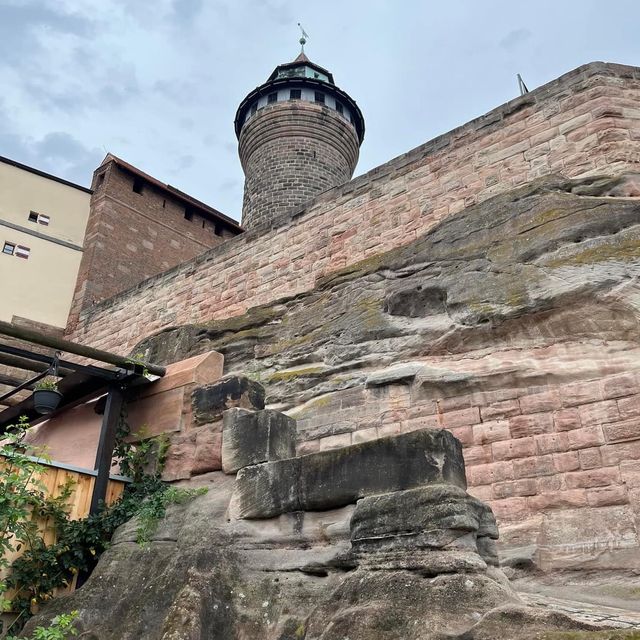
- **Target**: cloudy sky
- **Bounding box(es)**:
[1,0,639,221]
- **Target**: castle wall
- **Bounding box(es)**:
[67,160,237,320]
[62,61,640,570]
[67,62,640,350]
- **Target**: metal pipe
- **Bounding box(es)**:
[0,320,166,377]
[0,351,72,376]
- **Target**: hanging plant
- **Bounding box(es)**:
[32,378,62,415]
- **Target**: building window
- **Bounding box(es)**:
[96,173,105,188]
[314,92,325,104]
[2,242,15,255]
[15,245,30,259]
[267,92,278,104]
[184,207,194,221]
[29,211,50,226]
[250,103,258,116]
[335,102,344,115]
[132,177,144,194]
[290,89,301,100]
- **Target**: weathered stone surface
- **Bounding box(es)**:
[192,375,265,425]
[234,428,466,518]
[222,408,297,474]
[24,472,601,640]
[134,174,640,568]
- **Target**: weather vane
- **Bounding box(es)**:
[298,23,309,52]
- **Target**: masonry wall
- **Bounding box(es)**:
[67,62,640,350]
[67,161,237,321]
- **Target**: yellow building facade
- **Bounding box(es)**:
[0,156,91,329]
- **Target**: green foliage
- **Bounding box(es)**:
[32,380,58,393]
[6,611,78,640]
[135,485,207,549]
[0,413,206,637]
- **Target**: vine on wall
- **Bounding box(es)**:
[0,413,205,638]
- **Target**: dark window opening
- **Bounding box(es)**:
[162,199,166,209]
[132,177,144,194]
[290,89,301,100]
[28,212,38,223]
[250,103,258,115]
[184,207,194,221]
[202,220,206,229]
[96,173,105,188]
[214,224,222,236]
[2,242,15,255]
[335,102,344,115]
[268,92,278,104]
[314,92,325,104]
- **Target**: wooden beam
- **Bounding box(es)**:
[90,387,125,515]
[0,320,166,377]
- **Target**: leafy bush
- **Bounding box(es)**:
[0,415,206,636]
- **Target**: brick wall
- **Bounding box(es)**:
[67,158,239,324]
[290,366,640,569]
[239,101,361,228]
[67,62,640,354]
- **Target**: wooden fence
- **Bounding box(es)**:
[0,455,128,606]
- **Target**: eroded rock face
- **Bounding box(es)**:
[25,429,604,639]
[134,174,640,571]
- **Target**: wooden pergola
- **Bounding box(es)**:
[0,320,165,513]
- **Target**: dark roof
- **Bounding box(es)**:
[267,54,335,84]
[0,154,93,194]
[101,154,243,233]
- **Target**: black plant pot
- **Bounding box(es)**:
[33,389,63,415]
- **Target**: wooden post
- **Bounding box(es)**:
[90,386,125,515]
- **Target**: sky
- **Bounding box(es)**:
[1,0,639,222]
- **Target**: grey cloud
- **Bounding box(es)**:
[171,0,204,28]
[0,1,93,64]
[175,154,196,171]
[499,28,532,51]
[0,131,101,187]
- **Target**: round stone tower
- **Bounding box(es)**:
[235,51,365,229]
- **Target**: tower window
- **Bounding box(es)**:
[267,92,278,104]
[335,102,344,115]
[314,92,325,104]
[250,103,258,115]
[2,242,15,255]
[290,89,301,100]
[184,207,194,221]
[132,177,144,194]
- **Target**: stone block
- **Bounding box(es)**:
[565,467,620,490]
[553,408,581,432]
[601,373,638,399]
[617,394,640,419]
[192,376,265,425]
[577,400,619,427]
[586,486,628,507]
[603,419,640,443]
[492,437,536,461]
[473,420,510,445]
[567,426,605,450]
[513,455,555,479]
[233,429,466,519]
[561,381,603,407]
[552,451,580,473]
[509,413,553,439]
[518,390,561,414]
[221,408,297,474]
[480,399,520,421]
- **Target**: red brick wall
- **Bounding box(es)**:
[67,62,640,354]
[67,160,238,325]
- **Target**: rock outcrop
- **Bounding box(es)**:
[26,427,608,639]
[133,173,640,571]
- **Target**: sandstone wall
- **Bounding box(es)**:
[67,62,640,352]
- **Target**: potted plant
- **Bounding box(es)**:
[33,377,62,415]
